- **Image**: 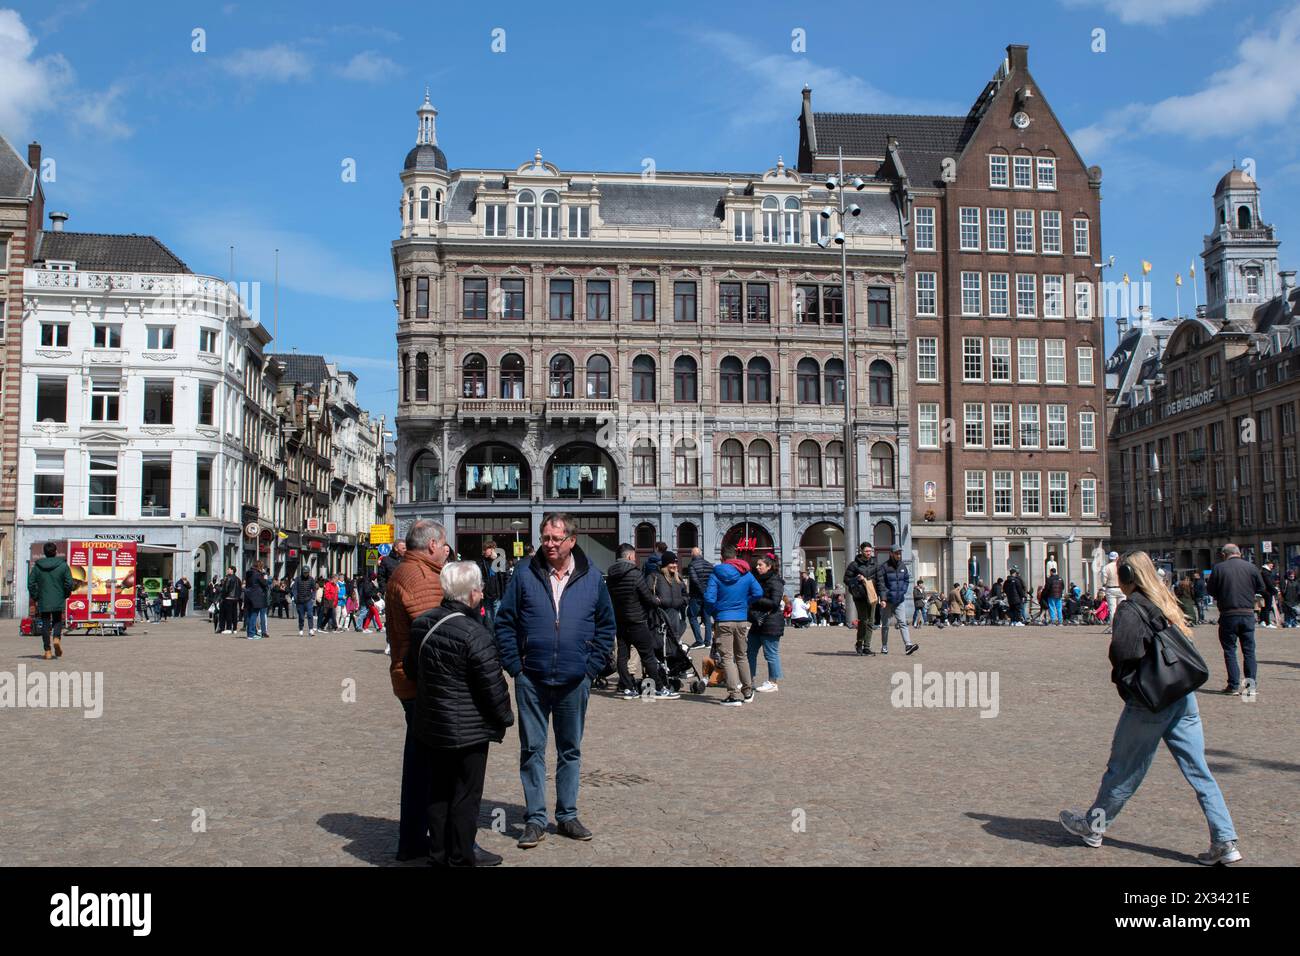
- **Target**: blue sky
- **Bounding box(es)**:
[4,0,1299,422]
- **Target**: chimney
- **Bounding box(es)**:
[27,141,41,171]
[1137,304,1153,329]
[1006,44,1029,74]
[1280,270,1296,295]
[49,211,68,231]
[1196,304,1207,319]
[1116,314,1129,336]
[802,85,811,107]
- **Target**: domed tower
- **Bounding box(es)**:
[399,89,450,239]
[1201,166,1280,322]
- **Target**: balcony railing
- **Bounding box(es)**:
[547,398,619,417]
[459,399,530,416]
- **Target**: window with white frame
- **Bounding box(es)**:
[1019,404,1040,447]
[88,453,118,516]
[762,197,780,243]
[1018,338,1039,382]
[515,190,536,238]
[1013,155,1033,188]
[1077,346,1095,385]
[987,208,1008,251]
[1047,404,1068,448]
[915,272,937,316]
[40,323,69,347]
[965,471,986,515]
[1048,471,1069,515]
[1014,210,1035,253]
[988,273,1009,316]
[783,197,802,244]
[1075,281,1093,320]
[199,328,219,354]
[989,154,1009,187]
[960,207,980,250]
[1045,339,1067,383]
[993,470,1014,515]
[1021,471,1040,515]
[964,402,985,447]
[92,324,122,349]
[1041,211,1062,253]
[918,403,940,448]
[484,203,507,237]
[992,403,1013,448]
[1037,157,1057,189]
[1080,477,1097,517]
[963,337,983,381]
[34,452,64,516]
[1043,275,1064,318]
[1016,274,1036,317]
[733,209,753,242]
[1080,410,1097,449]
[917,338,939,382]
[568,205,589,239]
[539,192,560,239]
[961,272,981,316]
[89,379,121,423]
[990,338,1012,382]
[914,207,936,251]
[1073,218,1090,256]
[146,326,175,350]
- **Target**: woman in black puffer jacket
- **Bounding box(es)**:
[648,551,689,646]
[405,561,514,867]
[747,554,786,693]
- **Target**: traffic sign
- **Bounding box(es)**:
[377,544,392,557]
[370,524,394,544]
[365,548,380,566]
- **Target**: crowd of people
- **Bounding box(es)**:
[200,565,387,640]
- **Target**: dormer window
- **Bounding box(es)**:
[44,260,76,271]
[434,189,444,221]
[783,197,802,244]
[419,187,430,220]
[515,190,535,239]
[568,205,589,239]
[733,210,753,242]
[540,191,560,239]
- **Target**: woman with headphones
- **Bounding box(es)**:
[1059,550,1242,865]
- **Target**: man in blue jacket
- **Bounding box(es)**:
[494,513,616,849]
[703,545,763,706]
[875,546,919,655]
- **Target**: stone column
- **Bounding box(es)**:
[991,535,1009,583]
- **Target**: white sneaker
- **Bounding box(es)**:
[222,629,232,635]
[1197,840,1242,865]
[755,681,779,693]
[309,628,316,636]
[1058,809,1103,848]
[298,629,304,636]
[384,644,390,656]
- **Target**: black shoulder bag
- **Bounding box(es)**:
[1119,600,1210,712]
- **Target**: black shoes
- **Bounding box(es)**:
[1220,684,1241,695]
[556,818,593,841]
[470,845,503,867]
[517,823,547,848]
[906,643,920,655]
[395,843,430,862]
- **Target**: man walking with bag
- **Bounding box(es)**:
[844,543,880,655]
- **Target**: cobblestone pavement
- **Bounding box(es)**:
[2,614,1295,866]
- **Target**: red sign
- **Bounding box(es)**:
[736,537,758,551]
[325,521,338,534]
[309,541,324,551]
[306,518,320,532]
[65,539,137,625]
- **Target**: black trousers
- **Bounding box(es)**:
[426,741,490,867]
[616,621,663,693]
[35,611,63,651]
[220,600,240,632]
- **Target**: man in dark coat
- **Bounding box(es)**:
[175,577,191,617]
[1207,543,1266,694]
[875,546,918,655]
[476,540,506,631]
[844,543,880,655]
[799,570,818,602]
[1004,568,1027,626]
[219,567,243,634]
[606,543,672,698]
[293,566,317,635]
[685,547,714,649]
[406,560,514,867]
[378,540,406,595]
[243,563,270,639]
[1044,569,1066,626]
[28,541,75,660]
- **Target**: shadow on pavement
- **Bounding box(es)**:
[1205,748,1300,774]
[1257,659,1300,669]
[321,798,531,866]
[964,811,1199,864]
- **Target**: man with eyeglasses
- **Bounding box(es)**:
[494,513,616,850]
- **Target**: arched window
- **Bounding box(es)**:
[462,353,486,398]
[633,438,657,487]
[746,357,771,403]
[869,360,893,406]
[415,352,429,402]
[405,188,414,223]
[824,358,845,404]
[548,354,574,398]
[500,353,525,399]
[871,442,895,488]
[547,443,617,499]
[796,358,821,404]
[797,439,822,487]
[674,438,699,486]
[761,196,780,243]
[676,521,699,551]
[515,190,535,238]
[418,187,430,220]
[1237,205,1252,229]
[718,439,744,487]
[783,196,802,244]
[634,522,657,561]
[825,440,845,487]
[747,439,772,487]
[585,355,610,399]
[434,188,443,221]
[674,356,698,402]
[719,356,743,403]
[459,442,529,499]
[540,190,560,239]
[410,451,440,502]
[873,520,896,549]
[401,353,410,402]
[632,355,656,402]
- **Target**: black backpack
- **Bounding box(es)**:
[1118,600,1210,712]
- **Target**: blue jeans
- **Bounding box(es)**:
[398,699,433,854]
[245,608,266,637]
[1089,694,1237,845]
[1217,614,1257,687]
[746,632,782,681]
[515,672,590,827]
[1047,597,1063,623]
[687,597,712,646]
[296,600,315,631]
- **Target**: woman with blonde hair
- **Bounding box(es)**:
[1060,551,1241,864]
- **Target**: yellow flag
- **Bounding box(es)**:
[1175,273,1183,286]
[1189,261,1196,278]
[1142,261,1153,275]
[1122,273,1131,285]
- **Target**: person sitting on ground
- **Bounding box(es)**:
[790,595,811,628]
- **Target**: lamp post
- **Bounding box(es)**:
[825,527,837,591]
[818,148,867,577]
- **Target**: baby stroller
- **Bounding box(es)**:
[651,606,707,695]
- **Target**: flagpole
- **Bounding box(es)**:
[1175,276,1181,319]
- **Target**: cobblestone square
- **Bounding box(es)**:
[2,616,1295,866]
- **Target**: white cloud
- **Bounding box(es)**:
[71,80,132,139]
[338,50,401,83]
[1060,0,1217,25]
[1073,4,1300,154]
[0,8,73,139]
[220,44,312,82]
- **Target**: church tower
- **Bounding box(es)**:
[1201,167,1281,323]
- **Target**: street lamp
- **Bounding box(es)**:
[511,518,526,558]
[825,527,837,591]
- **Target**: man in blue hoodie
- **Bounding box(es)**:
[495,513,616,850]
[703,545,763,706]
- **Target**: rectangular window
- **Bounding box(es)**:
[34,452,64,516]
[36,378,67,423]
[415,277,429,318]
[733,210,753,242]
[796,284,820,323]
[632,281,656,322]
[1020,471,1041,515]
[1014,210,1035,253]
[501,278,525,320]
[965,471,986,516]
[719,282,743,323]
[141,456,172,517]
[1282,404,1295,436]
[1049,471,1069,516]
[88,454,118,516]
[548,279,574,321]
[484,203,507,237]
[633,444,656,487]
[199,383,215,426]
[40,323,69,347]
[992,403,1013,448]
[988,273,1009,317]
[1019,404,1040,448]
[989,155,1009,188]
[914,207,936,251]
[918,404,940,449]
[1037,157,1057,190]
[1013,155,1033,188]
[867,287,891,328]
[515,201,534,239]
[916,338,938,382]
[196,457,212,517]
[964,402,985,448]
[463,278,488,319]
[990,338,1012,382]
[959,207,980,250]
[585,280,610,322]
[961,272,981,316]
[1073,218,1090,256]
[92,324,122,349]
[674,445,699,486]
[673,281,696,323]
[1041,211,1062,253]
[567,205,589,239]
[963,337,984,381]
[1077,346,1095,385]
[146,326,175,350]
[143,380,174,425]
[823,286,843,324]
[1012,338,1033,381]
[993,470,1014,516]
[1080,411,1097,449]
[987,208,1008,251]
[90,379,121,423]
[746,283,770,323]
[1075,281,1093,320]
[1080,478,1097,517]
[1016,274,1036,318]
[1043,275,1064,318]
[915,273,937,316]
[196,328,217,354]
[1047,404,1068,448]
[1045,339,1067,383]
